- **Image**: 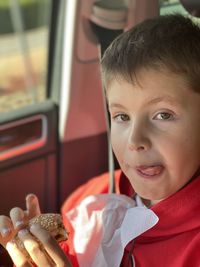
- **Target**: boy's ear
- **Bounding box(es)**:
[180,0,200,17]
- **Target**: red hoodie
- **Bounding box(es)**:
[61,170,200,267]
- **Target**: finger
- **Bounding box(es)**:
[6,240,32,267]
[30,224,72,267]
[25,194,41,220]
[10,208,26,231]
[0,216,15,246]
[18,229,52,266]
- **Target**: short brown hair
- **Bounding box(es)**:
[101,14,200,92]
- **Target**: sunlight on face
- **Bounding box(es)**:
[107,68,200,206]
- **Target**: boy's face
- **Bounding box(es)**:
[107,68,200,206]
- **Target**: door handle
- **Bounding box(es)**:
[0,115,47,161]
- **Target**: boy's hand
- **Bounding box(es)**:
[7,224,72,266]
[0,194,41,247]
[0,194,72,266]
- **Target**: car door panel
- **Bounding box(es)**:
[0,100,58,215]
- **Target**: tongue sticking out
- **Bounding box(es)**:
[137,165,163,176]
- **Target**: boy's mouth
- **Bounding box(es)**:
[136,165,164,178]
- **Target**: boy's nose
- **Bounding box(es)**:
[128,121,151,152]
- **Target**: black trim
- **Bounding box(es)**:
[47,0,61,97]
[90,21,123,56]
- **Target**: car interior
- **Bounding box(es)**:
[0,0,199,265]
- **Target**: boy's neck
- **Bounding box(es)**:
[141,198,163,208]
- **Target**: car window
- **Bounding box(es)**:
[160,0,200,25]
[160,0,187,15]
[0,0,52,113]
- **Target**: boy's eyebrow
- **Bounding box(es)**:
[146,96,181,106]
[108,96,181,110]
[108,103,125,109]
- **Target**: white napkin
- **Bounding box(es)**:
[66,194,158,267]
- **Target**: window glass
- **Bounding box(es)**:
[160,0,187,15]
[160,1,200,24]
[0,0,52,113]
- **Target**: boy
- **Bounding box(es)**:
[1,13,200,266]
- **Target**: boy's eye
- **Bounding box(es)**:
[113,114,130,122]
[153,112,173,120]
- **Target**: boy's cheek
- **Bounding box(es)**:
[111,136,124,157]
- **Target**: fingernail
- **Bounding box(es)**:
[26,194,35,201]
[6,240,17,250]
[15,221,24,228]
[18,229,29,237]
[1,228,11,237]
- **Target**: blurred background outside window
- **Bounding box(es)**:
[160,0,200,24]
[0,0,51,113]
[160,0,187,14]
